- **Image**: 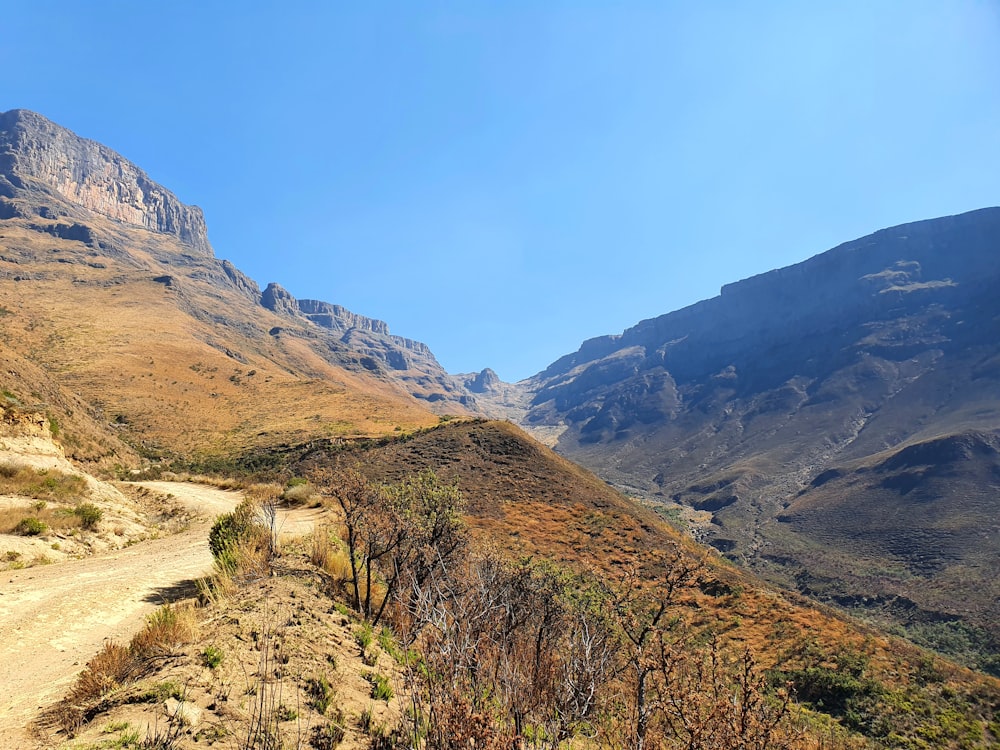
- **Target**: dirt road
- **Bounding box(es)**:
[0,482,242,745]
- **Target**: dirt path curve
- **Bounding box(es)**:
[0,482,242,745]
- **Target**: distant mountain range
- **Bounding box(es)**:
[514,207,1000,670]
[2,108,997,674]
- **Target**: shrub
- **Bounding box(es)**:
[74,502,103,530]
[208,500,268,571]
[14,516,47,536]
[202,645,225,669]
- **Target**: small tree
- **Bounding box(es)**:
[606,547,701,750]
[310,468,467,625]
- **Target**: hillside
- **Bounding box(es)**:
[0,109,482,459]
[275,420,1000,748]
[518,208,1000,671]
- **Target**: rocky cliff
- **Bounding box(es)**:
[0,109,211,254]
[260,283,475,409]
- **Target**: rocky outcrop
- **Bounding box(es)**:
[298,298,390,335]
[0,109,210,253]
[465,368,501,394]
[220,259,260,301]
[261,282,299,317]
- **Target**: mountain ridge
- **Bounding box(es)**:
[515,205,1000,671]
[0,109,483,456]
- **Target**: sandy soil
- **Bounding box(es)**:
[0,482,243,746]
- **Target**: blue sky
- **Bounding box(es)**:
[4,2,999,381]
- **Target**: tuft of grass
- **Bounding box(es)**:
[355,622,374,653]
[311,710,346,749]
[131,604,199,659]
[366,672,393,702]
[306,675,335,715]
[201,645,224,669]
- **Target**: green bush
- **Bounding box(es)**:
[15,516,47,536]
[74,502,102,530]
[208,500,259,564]
[202,645,225,669]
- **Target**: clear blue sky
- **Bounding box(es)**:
[4,2,999,381]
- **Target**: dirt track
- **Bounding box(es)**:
[0,482,243,745]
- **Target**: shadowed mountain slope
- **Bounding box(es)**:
[0,109,481,457]
[520,208,1000,669]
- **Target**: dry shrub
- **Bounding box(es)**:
[74,642,134,697]
[130,603,199,658]
[282,482,319,506]
[56,642,135,732]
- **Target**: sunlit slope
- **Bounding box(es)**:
[285,419,1000,748]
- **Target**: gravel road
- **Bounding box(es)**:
[0,482,242,746]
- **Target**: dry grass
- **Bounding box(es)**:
[282,481,320,506]
[0,462,87,501]
[53,603,200,733]
[0,221,439,460]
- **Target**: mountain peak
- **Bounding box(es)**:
[0,109,211,254]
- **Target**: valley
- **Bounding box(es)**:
[1,109,999,748]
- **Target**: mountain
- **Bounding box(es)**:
[520,208,1000,671]
[0,109,480,459]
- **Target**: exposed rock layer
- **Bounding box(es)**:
[0,109,211,253]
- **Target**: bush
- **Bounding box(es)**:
[202,645,225,669]
[74,502,102,530]
[15,516,47,536]
[208,500,261,565]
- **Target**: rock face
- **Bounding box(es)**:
[465,368,502,394]
[522,208,1000,656]
[0,109,210,254]
[260,282,475,408]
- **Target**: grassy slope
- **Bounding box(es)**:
[285,419,1000,748]
[0,216,438,459]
